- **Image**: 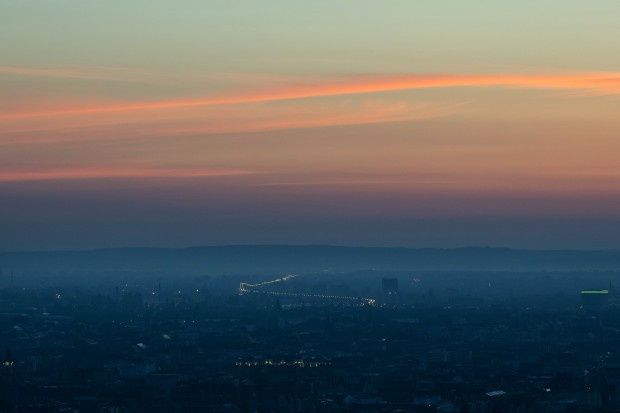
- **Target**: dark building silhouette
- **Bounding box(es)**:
[382,277,398,305]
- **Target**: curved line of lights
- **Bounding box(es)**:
[239,274,376,305]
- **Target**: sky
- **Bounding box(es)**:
[2,1,620,251]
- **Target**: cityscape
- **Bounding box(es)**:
[2,247,620,412]
[3,1,620,412]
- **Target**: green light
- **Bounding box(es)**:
[581,290,609,294]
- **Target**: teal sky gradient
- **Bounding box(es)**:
[2,1,620,250]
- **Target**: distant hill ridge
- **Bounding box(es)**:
[2,245,620,273]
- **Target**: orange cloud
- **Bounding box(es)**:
[2,72,620,121]
[0,99,462,146]
[0,167,259,182]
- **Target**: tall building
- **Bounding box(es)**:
[382,278,399,305]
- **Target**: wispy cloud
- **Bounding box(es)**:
[0,167,259,182]
[0,65,153,82]
[0,100,463,146]
[2,72,619,121]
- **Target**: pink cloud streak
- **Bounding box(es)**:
[2,72,620,121]
[0,167,259,182]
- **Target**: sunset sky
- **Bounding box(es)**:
[2,1,620,250]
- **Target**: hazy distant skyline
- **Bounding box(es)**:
[2,1,620,250]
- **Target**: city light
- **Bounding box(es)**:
[239,274,376,305]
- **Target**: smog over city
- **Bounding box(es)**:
[2,2,620,412]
